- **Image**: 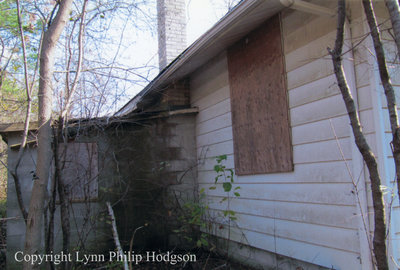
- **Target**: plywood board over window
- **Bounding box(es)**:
[58,143,98,201]
[227,15,293,175]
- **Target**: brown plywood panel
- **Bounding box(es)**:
[227,15,293,175]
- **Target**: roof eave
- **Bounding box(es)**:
[115,0,287,116]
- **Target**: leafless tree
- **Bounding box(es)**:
[0,1,157,269]
[23,1,74,269]
[329,0,400,268]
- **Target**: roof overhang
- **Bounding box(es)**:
[115,0,288,116]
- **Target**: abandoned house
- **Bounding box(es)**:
[1,0,400,269]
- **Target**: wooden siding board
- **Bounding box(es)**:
[201,182,356,206]
[291,115,350,146]
[196,98,231,123]
[196,140,234,158]
[207,209,359,253]
[282,7,337,55]
[290,94,347,127]
[227,15,293,175]
[198,137,352,172]
[198,161,354,184]
[287,57,334,90]
[208,224,361,269]
[357,85,374,111]
[355,62,373,88]
[288,74,339,109]
[190,53,229,104]
[275,237,361,270]
[293,138,352,164]
[192,85,230,111]
[208,198,358,229]
[197,154,234,172]
[196,112,232,136]
[285,30,336,72]
[359,109,376,134]
[196,126,233,148]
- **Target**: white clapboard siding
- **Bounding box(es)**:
[191,54,229,104]
[189,10,364,268]
[285,30,336,72]
[197,140,234,159]
[198,161,356,184]
[355,61,373,88]
[196,126,233,148]
[290,94,348,127]
[282,7,337,55]
[209,223,361,270]
[198,138,353,171]
[207,198,359,229]
[358,85,374,111]
[192,85,230,111]
[205,208,359,253]
[289,74,339,109]
[196,112,231,136]
[287,57,334,90]
[293,137,352,164]
[291,115,350,145]
[196,98,231,123]
[200,182,356,206]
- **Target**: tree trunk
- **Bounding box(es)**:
[55,121,71,270]
[106,202,129,270]
[329,1,389,269]
[23,1,73,269]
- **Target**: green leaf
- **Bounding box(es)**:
[214,165,222,173]
[234,186,241,190]
[223,182,232,192]
[216,155,227,163]
[209,186,216,190]
[184,236,193,241]
[234,192,240,197]
[200,237,209,246]
[197,240,202,247]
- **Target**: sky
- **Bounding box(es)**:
[119,0,238,101]
[187,0,234,44]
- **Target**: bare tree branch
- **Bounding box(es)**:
[364,0,400,207]
[329,1,388,269]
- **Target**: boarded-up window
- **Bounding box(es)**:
[227,15,293,175]
[58,143,98,201]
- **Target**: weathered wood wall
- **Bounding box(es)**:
[190,2,371,269]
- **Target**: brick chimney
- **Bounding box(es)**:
[157,0,187,70]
